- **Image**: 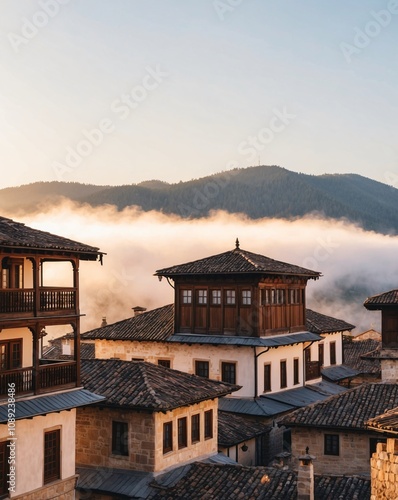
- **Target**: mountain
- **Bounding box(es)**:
[1,166,398,234]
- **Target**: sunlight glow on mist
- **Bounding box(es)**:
[12,201,398,333]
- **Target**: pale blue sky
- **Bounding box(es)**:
[0,0,397,188]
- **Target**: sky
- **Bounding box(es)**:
[0,0,397,189]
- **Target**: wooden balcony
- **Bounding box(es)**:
[305,361,321,381]
[0,288,77,316]
[0,361,77,397]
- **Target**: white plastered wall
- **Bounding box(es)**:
[0,409,76,497]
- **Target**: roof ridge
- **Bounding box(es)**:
[139,363,164,407]
[234,248,260,269]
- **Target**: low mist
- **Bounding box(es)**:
[9,201,398,334]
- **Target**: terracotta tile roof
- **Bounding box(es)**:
[42,336,95,360]
[281,383,398,430]
[343,338,381,375]
[0,216,102,259]
[364,289,398,309]
[155,246,321,279]
[367,407,398,434]
[82,304,174,341]
[151,463,370,499]
[217,411,271,447]
[306,309,355,333]
[81,359,240,411]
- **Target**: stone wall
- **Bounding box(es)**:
[153,399,218,473]
[370,438,398,500]
[12,476,76,500]
[291,428,372,475]
[76,407,156,472]
[381,358,398,382]
[76,400,219,474]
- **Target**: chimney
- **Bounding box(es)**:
[101,316,107,327]
[132,306,147,317]
[297,448,315,500]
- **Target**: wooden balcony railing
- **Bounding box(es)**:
[0,367,33,395]
[0,361,77,397]
[0,288,77,315]
[305,361,321,381]
[39,361,77,390]
[0,290,34,314]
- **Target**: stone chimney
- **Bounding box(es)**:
[132,306,147,317]
[101,316,107,327]
[297,448,315,500]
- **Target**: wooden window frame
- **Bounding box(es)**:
[43,429,61,484]
[324,434,339,456]
[197,289,207,305]
[112,421,129,456]
[1,258,24,289]
[293,358,299,385]
[241,290,252,306]
[263,363,271,392]
[191,414,200,443]
[0,339,22,371]
[211,290,221,305]
[225,289,236,305]
[330,342,336,365]
[195,360,209,378]
[158,359,171,368]
[204,410,213,440]
[0,440,10,495]
[280,360,287,389]
[318,344,324,367]
[163,421,173,454]
[178,417,187,449]
[221,362,236,384]
[182,289,192,304]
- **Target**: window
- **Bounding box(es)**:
[280,360,287,389]
[191,414,200,443]
[44,429,60,484]
[330,342,336,365]
[293,358,299,385]
[195,360,209,378]
[289,289,300,304]
[324,434,339,456]
[0,441,10,495]
[263,363,271,392]
[1,258,23,289]
[242,290,251,305]
[182,290,192,304]
[178,417,187,449]
[163,421,173,454]
[158,359,171,368]
[197,290,207,305]
[225,290,236,305]
[318,344,324,367]
[263,288,285,304]
[204,410,213,439]
[112,421,128,456]
[0,340,22,371]
[221,362,236,384]
[212,290,221,305]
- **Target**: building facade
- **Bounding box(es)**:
[0,216,104,499]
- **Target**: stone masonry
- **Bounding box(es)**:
[370,439,398,500]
